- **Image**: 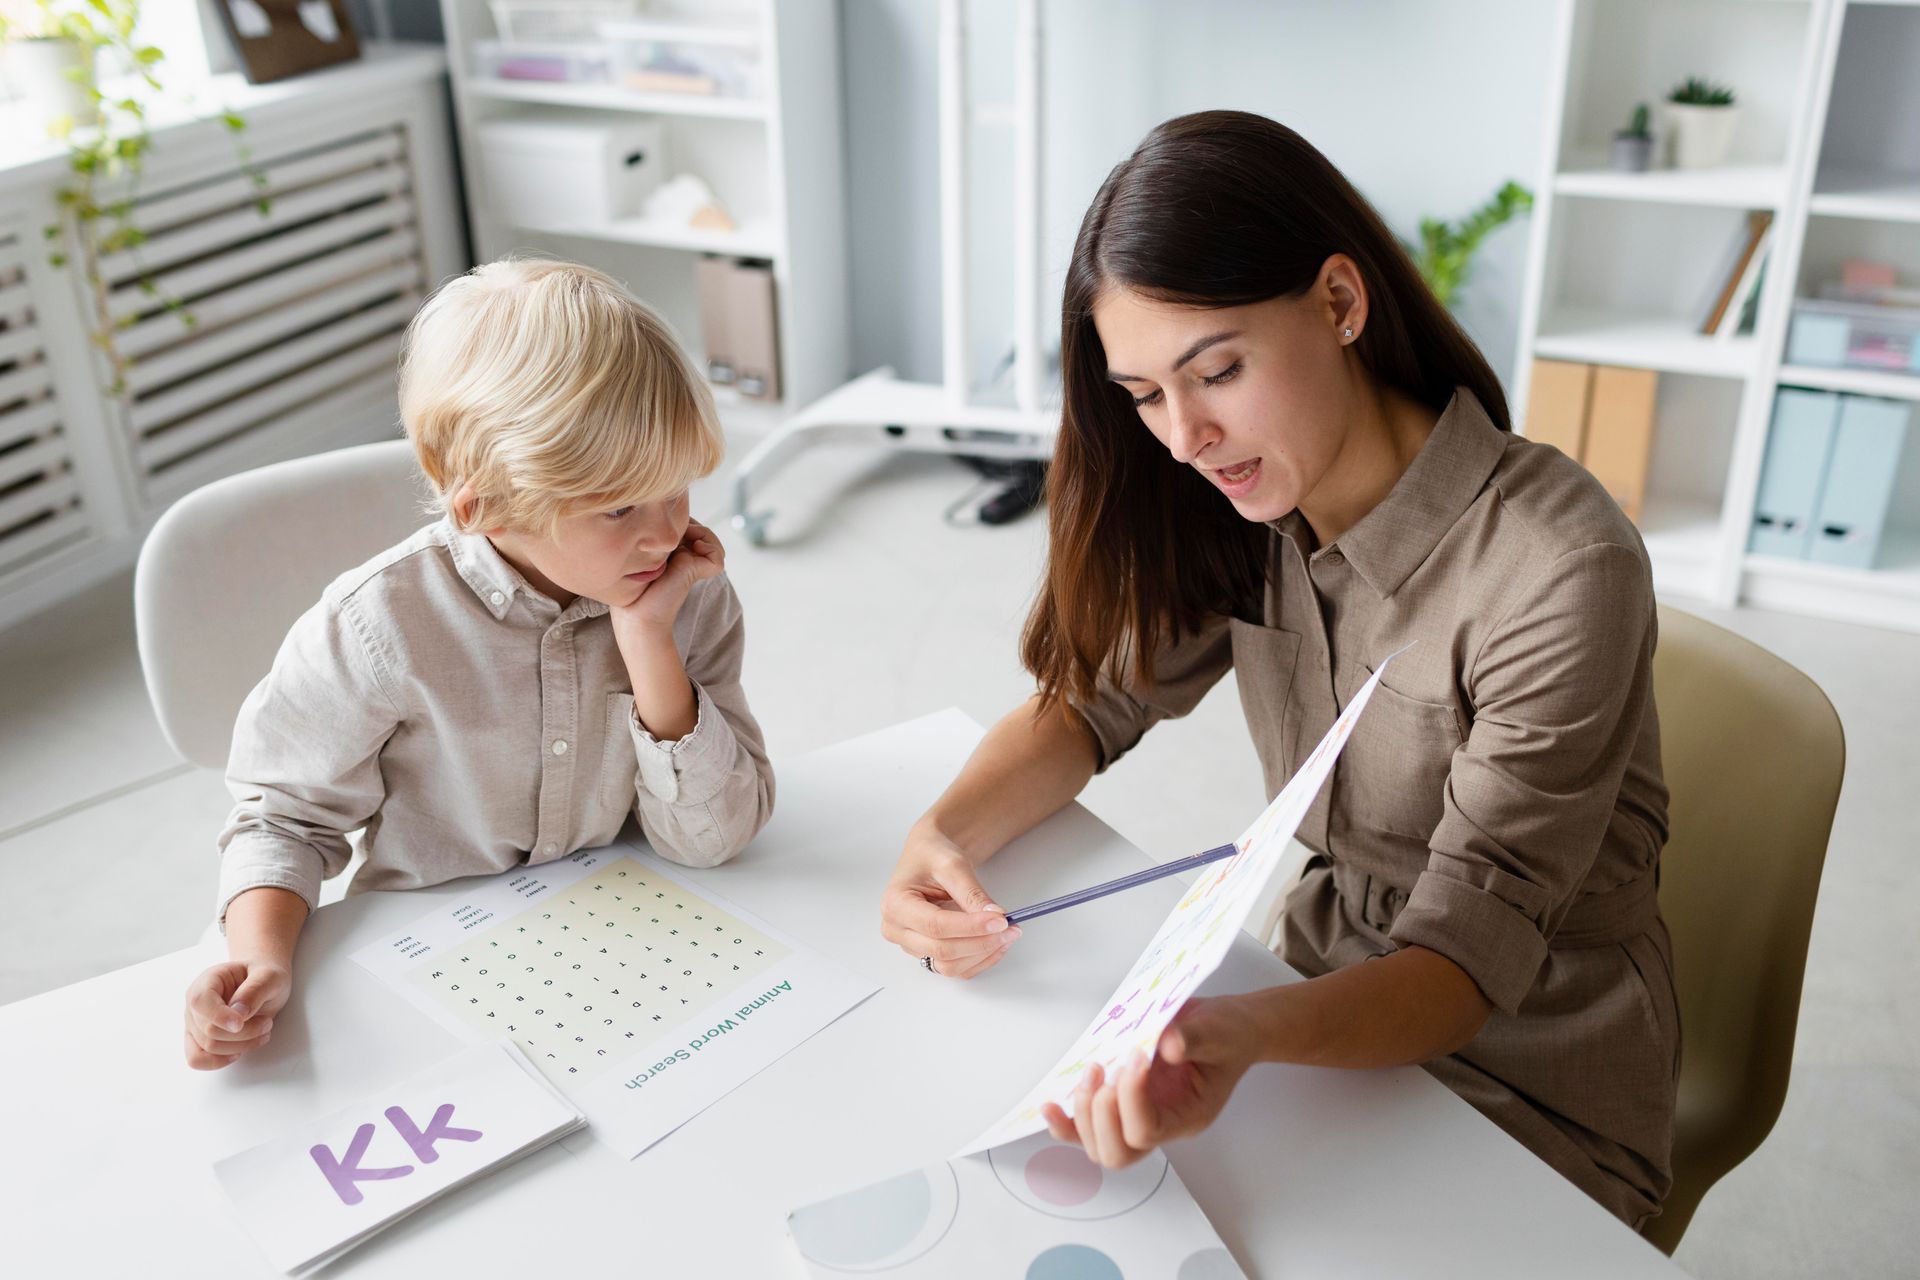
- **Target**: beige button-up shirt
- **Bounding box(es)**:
[217,519,774,922]
[1074,388,1678,1228]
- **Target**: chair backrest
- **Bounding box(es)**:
[1642,605,1844,1253]
[134,438,427,769]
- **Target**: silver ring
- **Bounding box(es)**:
[920,956,935,973]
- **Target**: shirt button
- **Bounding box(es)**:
[1324,549,1345,565]
[544,842,557,856]
[490,590,505,606]
[551,739,568,755]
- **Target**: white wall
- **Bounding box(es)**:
[840,0,1560,397]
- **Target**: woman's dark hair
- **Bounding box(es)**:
[1022,110,1510,716]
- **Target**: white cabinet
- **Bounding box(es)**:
[0,44,467,631]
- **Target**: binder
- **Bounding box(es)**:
[1749,388,1841,559]
[1808,395,1910,569]
[1524,359,1593,460]
[695,254,736,385]
[727,258,781,401]
[1583,365,1659,522]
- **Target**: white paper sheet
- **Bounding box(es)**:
[958,648,1406,1155]
[787,1131,1246,1277]
[214,1040,584,1275]
[353,842,878,1159]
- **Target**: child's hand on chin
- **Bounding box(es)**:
[610,519,726,642]
[183,959,291,1070]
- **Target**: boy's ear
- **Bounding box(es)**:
[449,483,496,534]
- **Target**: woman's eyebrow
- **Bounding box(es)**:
[1106,330,1242,382]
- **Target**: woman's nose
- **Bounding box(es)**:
[1166,397,1216,466]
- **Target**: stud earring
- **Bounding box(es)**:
[1343,327,1355,339]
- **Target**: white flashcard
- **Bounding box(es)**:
[214,1039,584,1275]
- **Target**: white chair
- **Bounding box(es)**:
[134,439,425,770]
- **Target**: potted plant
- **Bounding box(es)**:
[0,0,100,137]
[1411,180,1534,309]
[1611,102,1654,173]
[1,0,266,393]
[1664,76,1738,170]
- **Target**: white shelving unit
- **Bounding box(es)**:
[436,0,849,413]
[1515,0,1920,634]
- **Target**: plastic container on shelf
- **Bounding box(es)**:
[487,0,641,43]
[599,18,763,101]
[471,38,613,84]
[1786,297,1920,374]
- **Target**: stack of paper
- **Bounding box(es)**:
[214,1040,585,1275]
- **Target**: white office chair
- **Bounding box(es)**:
[134,438,426,770]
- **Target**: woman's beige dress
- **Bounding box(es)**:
[1074,387,1680,1229]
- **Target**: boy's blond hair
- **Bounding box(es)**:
[398,256,723,534]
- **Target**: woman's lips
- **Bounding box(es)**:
[1210,457,1262,498]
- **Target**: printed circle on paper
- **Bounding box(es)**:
[787,1164,959,1271]
[988,1131,1168,1220]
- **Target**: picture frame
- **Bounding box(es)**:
[209,0,362,85]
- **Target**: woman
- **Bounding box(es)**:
[879,111,1678,1230]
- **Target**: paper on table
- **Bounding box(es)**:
[352,843,879,1160]
[213,1039,585,1276]
[957,647,1408,1156]
[787,1131,1245,1277]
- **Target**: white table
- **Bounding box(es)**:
[0,711,1683,1277]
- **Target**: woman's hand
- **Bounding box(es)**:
[880,822,1021,977]
[1041,994,1265,1166]
[183,959,292,1070]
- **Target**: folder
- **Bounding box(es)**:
[1808,395,1910,569]
[1524,359,1593,460]
[695,254,736,386]
[727,259,781,401]
[1749,388,1841,559]
[1583,365,1659,523]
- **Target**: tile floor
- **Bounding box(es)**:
[1,414,1914,1277]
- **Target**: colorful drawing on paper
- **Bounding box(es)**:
[958,646,1409,1155]
[786,1132,1245,1277]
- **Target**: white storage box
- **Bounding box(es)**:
[475,117,667,228]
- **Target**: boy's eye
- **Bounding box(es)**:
[604,507,634,521]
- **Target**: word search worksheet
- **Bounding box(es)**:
[353,843,876,1158]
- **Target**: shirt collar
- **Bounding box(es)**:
[1272,386,1509,599]
[434,519,608,623]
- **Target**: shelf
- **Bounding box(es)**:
[1808,170,1920,223]
[1742,528,1920,630]
[1777,364,1920,401]
[1553,158,1787,210]
[514,212,779,258]
[1638,494,1726,601]
[465,77,769,119]
[1639,494,1725,569]
[1534,309,1758,379]
[598,18,762,47]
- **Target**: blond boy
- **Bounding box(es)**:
[182,258,774,1069]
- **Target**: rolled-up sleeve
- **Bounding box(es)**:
[626,574,774,867]
[218,593,400,925]
[1389,542,1657,1014]
[1071,613,1235,773]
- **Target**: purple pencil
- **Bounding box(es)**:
[1002,842,1241,926]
